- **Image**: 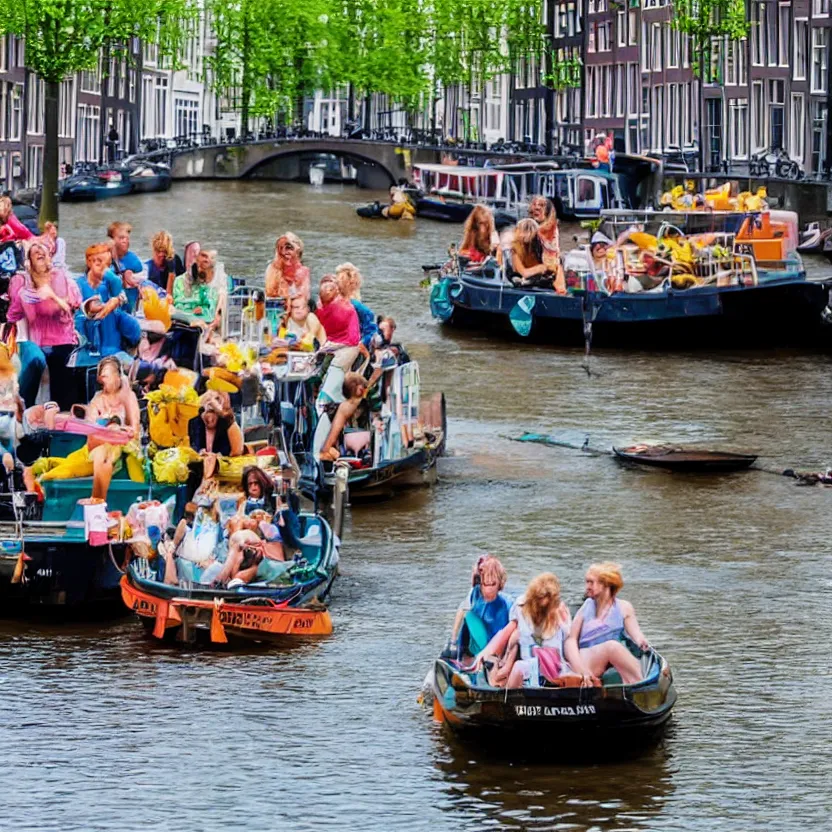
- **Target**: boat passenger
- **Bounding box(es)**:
[75,244,141,364]
[265,233,311,301]
[164,498,221,585]
[319,369,383,461]
[458,205,498,266]
[183,240,200,274]
[509,219,556,289]
[382,185,416,220]
[172,248,221,328]
[188,390,244,458]
[0,196,34,243]
[446,555,511,659]
[562,561,647,686]
[145,230,184,296]
[278,296,327,350]
[528,195,567,294]
[239,465,276,515]
[0,343,20,470]
[485,572,574,689]
[85,356,140,499]
[335,262,378,349]
[7,241,82,410]
[316,274,361,370]
[373,316,410,364]
[108,222,145,310]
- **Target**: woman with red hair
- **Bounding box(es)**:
[458,205,497,265]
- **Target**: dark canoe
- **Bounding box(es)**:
[415,198,516,230]
[614,445,758,472]
[431,646,676,747]
[129,169,172,193]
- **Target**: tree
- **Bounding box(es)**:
[0,0,196,227]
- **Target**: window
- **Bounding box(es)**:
[617,11,625,47]
[811,100,828,174]
[812,28,828,93]
[0,83,6,141]
[770,80,785,149]
[752,3,765,65]
[118,60,126,99]
[627,63,639,116]
[813,0,830,15]
[129,68,136,103]
[628,10,637,46]
[641,21,649,71]
[778,4,790,66]
[0,152,6,189]
[752,81,765,149]
[668,83,680,146]
[0,36,7,72]
[725,38,737,85]
[790,94,805,161]
[59,78,75,138]
[14,38,24,69]
[616,64,625,116]
[76,103,101,161]
[10,83,22,141]
[175,96,200,139]
[26,145,43,188]
[27,77,44,135]
[79,60,101,94]
[651,23,662,71]
[667,26,679,68]
[794,21,808,80]
[728,98,748,158]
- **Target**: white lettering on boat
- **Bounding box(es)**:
[514,704,596,717]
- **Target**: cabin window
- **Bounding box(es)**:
[577,177,598,204]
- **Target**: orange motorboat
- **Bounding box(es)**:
[121,574,333,644]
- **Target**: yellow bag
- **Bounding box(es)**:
[146,385,201,448]
[216,455,259,482]
[38,446,94,481]
[152,446,200,484]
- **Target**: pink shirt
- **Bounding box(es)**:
[316,298,359,346]
[8,269,81,347]
[0,214,34,243]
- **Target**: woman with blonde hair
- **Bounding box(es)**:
[459,205,497,264]
[265,232,310,301]
[563,562,647,686]
[528,195,566,294]
[145,230,184,295]
[335,262,378,349]
[481,572,573,688]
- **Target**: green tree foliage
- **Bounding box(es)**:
[206,0,546,129]
[0,0,195,225]
[671,0,749,77]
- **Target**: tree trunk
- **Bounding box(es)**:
[39,79,60,229]
[348,83,355,121]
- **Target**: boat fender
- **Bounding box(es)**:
[509,296,536,337]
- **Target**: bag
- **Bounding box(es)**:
[532,646,562,683]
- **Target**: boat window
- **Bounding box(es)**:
[577,177,598,204]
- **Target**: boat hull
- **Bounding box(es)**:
[121,574,333,645]
[436,274,832,348]
[613,447,757,472]
[0,534,125,613]
[431,657,676,746]
[60,182,134,201]
[129,173,172,194]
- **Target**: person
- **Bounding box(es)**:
[106,122,119,164]
[528,195,566,294]
[279,296,326,350]
[334,263,378,349]
[319,369,382,461]
[316,274,360,369]
[85,356,140,499]
[265,233,311,301]
[480,572,573,689]
[7,241,82,410]
[145,230,184,296]
[75,243,141,360]
[209,526,285,586]
[0,343,20,470]
[164,499,221,585]
[239,466,276,515]
[172,248,221,328]
[188,390,244,458]
[373,315,410,364]
[381,185,416,220]
[0,196,33,243]
[108,222,145,311]
[509,218,551,287]
[563,562,647,686]
[458,205,497,265]
[446,555,512,659]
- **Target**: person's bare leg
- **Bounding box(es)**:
[505,663,526,689]
[90,446,114,500]
[23,467,36,493]
[162,551,178,586]
[213,547,243,585]
[581,642,642,685]
[232,565,259,584]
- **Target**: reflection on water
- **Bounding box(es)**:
[0,181,829,830]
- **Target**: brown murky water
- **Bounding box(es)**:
[0,181,830,830]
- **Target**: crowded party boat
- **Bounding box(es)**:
[429,183,832,347]
[427,559,676,746]
[0,207,441,626]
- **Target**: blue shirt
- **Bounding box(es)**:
[464,585,512,641]
[75,271,126,355]
[351,299,379,348]
[116,250,143,275]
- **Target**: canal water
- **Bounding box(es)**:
[0,181,829,831]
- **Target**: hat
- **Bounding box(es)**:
[590,231,613,248]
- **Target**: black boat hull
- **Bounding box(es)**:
[613,447,758,472]
[437,274,832,348]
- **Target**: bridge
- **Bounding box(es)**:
[144,137,534,187]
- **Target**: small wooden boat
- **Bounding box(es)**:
[430,642,676,745]
[613,444,757,472]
